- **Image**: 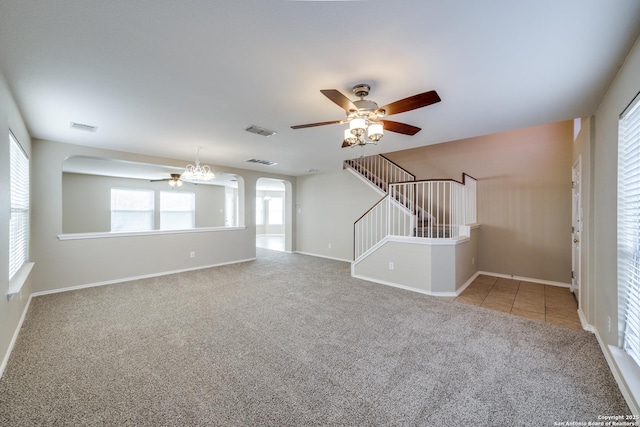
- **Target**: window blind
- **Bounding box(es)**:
[256,197,264,225]
[268,197,283,225]
[619,92,640,366]
[110,188,154,231]
[9,132,29,279]
[160,191,195,230]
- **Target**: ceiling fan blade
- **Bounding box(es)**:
[380,120,421,135]
[378,90,441,116]
[291,120,345,129]
[320,89,358,112]
[150,178,170,182]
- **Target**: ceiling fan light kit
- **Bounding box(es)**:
[168,174,183,187]
[291,83,441,148]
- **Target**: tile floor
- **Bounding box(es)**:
[454,274,582,329]
[256,235,285,252]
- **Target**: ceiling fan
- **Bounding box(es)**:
[291,84,441,147]
[151,173,184,187]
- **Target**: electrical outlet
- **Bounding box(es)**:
[328,243,332,249]
[389,262,395,270]
[472,257,475,265]
[190,251,196,258]
[608,316,611,334]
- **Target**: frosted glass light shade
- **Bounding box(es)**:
[367,123,383,142]
[350,118,366,136]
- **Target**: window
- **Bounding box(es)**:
[9,132,29,279]
[160,191,195,230]
[618,92,640,367]
[111,188,154,231]
[268,197,283,225]
[256,196,264,225]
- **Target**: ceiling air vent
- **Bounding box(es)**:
[70,122,98,132]
[245,125,276,137]
[246,159,278,166]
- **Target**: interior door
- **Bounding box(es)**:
[571,158,582,303]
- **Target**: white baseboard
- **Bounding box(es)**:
[349,269,567,300]
[351,273,458,298]
[0,294,33,379]
[294,251,352,263]
[456,271,481,295]
[31,258,256,297]
[577,308,595,333]
[477,271,571,288]
[590,327,640,415]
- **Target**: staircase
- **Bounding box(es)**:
[344,155,477,260]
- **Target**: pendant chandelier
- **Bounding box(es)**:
[182,147,215,181]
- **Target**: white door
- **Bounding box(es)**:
[571,158,582,303]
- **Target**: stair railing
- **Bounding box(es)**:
[354,195,415,259]
[354,174,477,260]
[344,155,415,193]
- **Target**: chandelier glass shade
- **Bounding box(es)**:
[343,116,384,147]
[181,148,215,181]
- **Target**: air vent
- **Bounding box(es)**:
[246,159,278,166]
[245,125,276,137]
[70,122,98,132]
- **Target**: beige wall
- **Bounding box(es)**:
[352,229,478,296]
[592,35,640,347]
[295,169,382,261]
[0,70,33,371]
[384,120,574,283]
[62,173,227,233]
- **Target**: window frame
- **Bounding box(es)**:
[110,187,155,232]
[159,190,195,230]
[9,131,30,281]
[618,90,640,367]
[267,196,283,225]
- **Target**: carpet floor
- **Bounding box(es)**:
[0,249,630,426]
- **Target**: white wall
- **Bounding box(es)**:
[0,70,32,372]
[31,139,296,293]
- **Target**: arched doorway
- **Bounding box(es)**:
[256,178,286,252]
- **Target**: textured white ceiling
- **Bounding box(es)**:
[1,0,640,176]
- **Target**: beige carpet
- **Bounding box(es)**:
[0,249,630,426]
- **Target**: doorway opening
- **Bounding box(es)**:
[256,178,286,252]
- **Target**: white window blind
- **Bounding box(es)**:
[256,197,264,225]
[111,188,154,231]
[160,191,195,230]
[9,132,29,279]
[618,92,640,367]
[268,197,283,225]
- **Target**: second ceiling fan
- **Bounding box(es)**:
[291,84,441,147]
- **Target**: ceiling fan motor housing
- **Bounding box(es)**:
[351,99,379,119]
[352,84,371,98]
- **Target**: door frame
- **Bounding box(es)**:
[571,156,582,304]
